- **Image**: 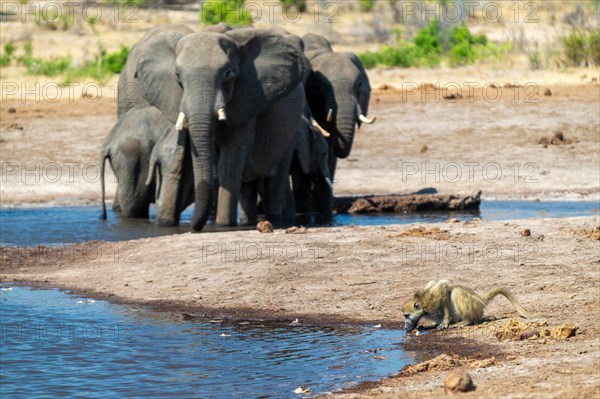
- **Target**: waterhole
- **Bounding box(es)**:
[0,285,419,398]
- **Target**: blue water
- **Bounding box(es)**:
[0,200,597,246]
[0,285,416,398]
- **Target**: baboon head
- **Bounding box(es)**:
[402,294,426,331]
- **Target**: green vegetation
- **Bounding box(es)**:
[359,20,493,69]
[359,0,376,12]
[0,42,17,67]
[561,30,600,67]
[200,0,253,26]
[6,42,129,85]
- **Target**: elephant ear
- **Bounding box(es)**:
[224,28,310,127]
[296,119,315,175]
[135,30,189,124]
[348,52,371,125]
[302,33,333,60]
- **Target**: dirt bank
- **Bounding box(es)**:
[2,215,599,398]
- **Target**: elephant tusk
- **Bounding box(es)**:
[324,176,334,189]
[326,108,333,123]
[311,117,331,138]
[175,112,186,131]
[217,107,227,121]
[359,113,376,124]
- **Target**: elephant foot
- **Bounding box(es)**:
[155,218,179,227]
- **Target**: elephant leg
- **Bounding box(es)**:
[239,181,257,226]
[155,167,180,226]
[216,121,256,226]
[263,143,295,227]
[282,184,296,227]
[112,186,121,213]
[291,171,313,226]
[313,177,334,224]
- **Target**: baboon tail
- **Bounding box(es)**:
[483,287,539,319]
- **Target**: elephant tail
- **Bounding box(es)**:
[100,149,109,220]
[146,149,160,198]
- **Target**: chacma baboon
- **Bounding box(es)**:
[402,280,542,331]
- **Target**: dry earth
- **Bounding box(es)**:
[2,83,599,206]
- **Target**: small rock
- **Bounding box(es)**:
[8,107,16,113]
[544,88,552,96]
[256,220,273,233]
[378,83,392,90]
[444,368,475,394]
[521,229,531,237]
[285,226,307,234]
[420,144,428,153]
[553,131,564,141]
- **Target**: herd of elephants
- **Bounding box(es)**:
[100,23,376,231]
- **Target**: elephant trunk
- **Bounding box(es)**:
[187,112,215,232]
[334,107,357,159]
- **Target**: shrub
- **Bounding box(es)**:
[200,0,253,26]
[358,0,375,12]
[23,56,71,76]
[359,19,488,68]
[102,45,129,74]
[562,31,586,66]
[0,42,16,67]
[588,30,600,66]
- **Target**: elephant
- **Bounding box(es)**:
[100,105,171,219]
[302,33,376,181]
[290,114,333,225]
[146,124,195,227]
[117,23,232,117]
[124,26,310,231]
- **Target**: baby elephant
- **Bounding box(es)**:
[100,106,171,219]
[402,279,542,331]
[146,125,195,226]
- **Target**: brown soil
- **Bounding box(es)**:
[2,84,599,206]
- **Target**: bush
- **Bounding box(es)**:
[102,45,129,74]
[200,0,253,26]
[22,55,71,76]
[359,20,495,69]
[14,42,129,84]
[0,42,16,67]
[562,31,586,66]
[588,31,600,66]
[358,0,375,12]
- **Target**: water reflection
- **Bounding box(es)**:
[1,286,416,398]
[0,200,597,246]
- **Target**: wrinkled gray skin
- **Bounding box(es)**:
[146,125,195,227]
[123,26,309,231]
[302,33,373,180]
[290,115,333,225]
[100,106,171,219]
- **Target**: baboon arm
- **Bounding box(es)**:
[438,301,452,329]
